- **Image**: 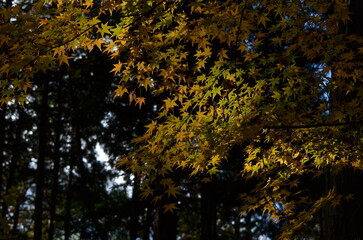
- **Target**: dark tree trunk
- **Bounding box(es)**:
[243,211,253,240]
[48,80,63,240]
[0,105,6,218]
[322,1,363,239]
[0,107,21,221]
[0,0,11,217]
[64,163,73,240]
[34,77,49,240]
[64,81,80,240]
[347,0,363,36]
[142,206,153,240]
[234,215,240,240]
[130,177,141,240]
[12,193,25,234]
[154,208,178,240]
[66,79,109,240]
[5,107,23,231]
[200,181,217,240]
[5,0,11,7]
[322,170,363,240]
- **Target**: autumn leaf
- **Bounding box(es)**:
[166,184,180,198]
[113,85,128,99]
[135,97,145,109]
[163,203,179,213]
[163,98,177,110]
[111,61,122,75]
[97,23,111,37]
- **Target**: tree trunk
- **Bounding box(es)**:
[142,206,153,240]
[322,170,363,239]
[34,77,49,240]
[322,1,363,239]
[48,79,63,240]
[154,208,178,240]
[200,181,217,240]
[64,80,80,240]
[5,106,23,229]
[234,215,240,240]
[130,176,141,240]
[66,78,109,240]
[0,105,6,218]
[64,163,73,240]
[12,193,25,234]
[0,0,11,217]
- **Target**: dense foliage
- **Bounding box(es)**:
[2,0,363,239]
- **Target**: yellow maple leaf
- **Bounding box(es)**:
[218,49,229,59]
[113,85,128,99]
[135,97,145,109]
[111,61,122,75]
[164,98,177,110]
[210,155,221,166]
[93,38,105,51]
[83,0,93,8]
[58,53,71,66]
[97,23,111,37]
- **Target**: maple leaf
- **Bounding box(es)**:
[20,81,32,93]
[58,53,72,66]
[166,184,180,198]
[151,195,163,204]
[93,38,105,51]
[113,85,128,99]
[97,23,111,37]
[331,199,341,208]
[111,61,122,75]
[83,0,93,9]
[163,203,179,213]
[88,17,101,26]
[210,155,221,166]
[218,49,229,59]
[140,187,154,199]
[201,177,211,183]
[208,167,219,175]
[135,97,145,109]
[163,98,177,110]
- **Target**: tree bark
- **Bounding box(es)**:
[0,105,6,218]
[65,80,80,240]
[48,79,63,240]
[0,0,11,217]
[322,170,363,240]
[322,1,363,239]
[5,106,23,230]
[142,206,153,240]
[154,208,178,240]
[11,193,25,234]
[34,77,49,240]
[234,215,240,240]
[200,181,217,240]
[64,163,73,240]
[130,176,141,240]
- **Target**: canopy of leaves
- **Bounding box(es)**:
[2,0,363,238]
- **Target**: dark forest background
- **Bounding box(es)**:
[2,0,363,239]
[0,48,280,240]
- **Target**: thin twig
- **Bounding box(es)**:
[268,120,363,129]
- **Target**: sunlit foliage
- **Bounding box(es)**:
[2,0,363,238]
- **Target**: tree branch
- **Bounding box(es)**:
[268,120,363,129]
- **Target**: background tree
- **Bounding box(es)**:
[2,0,363,239]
